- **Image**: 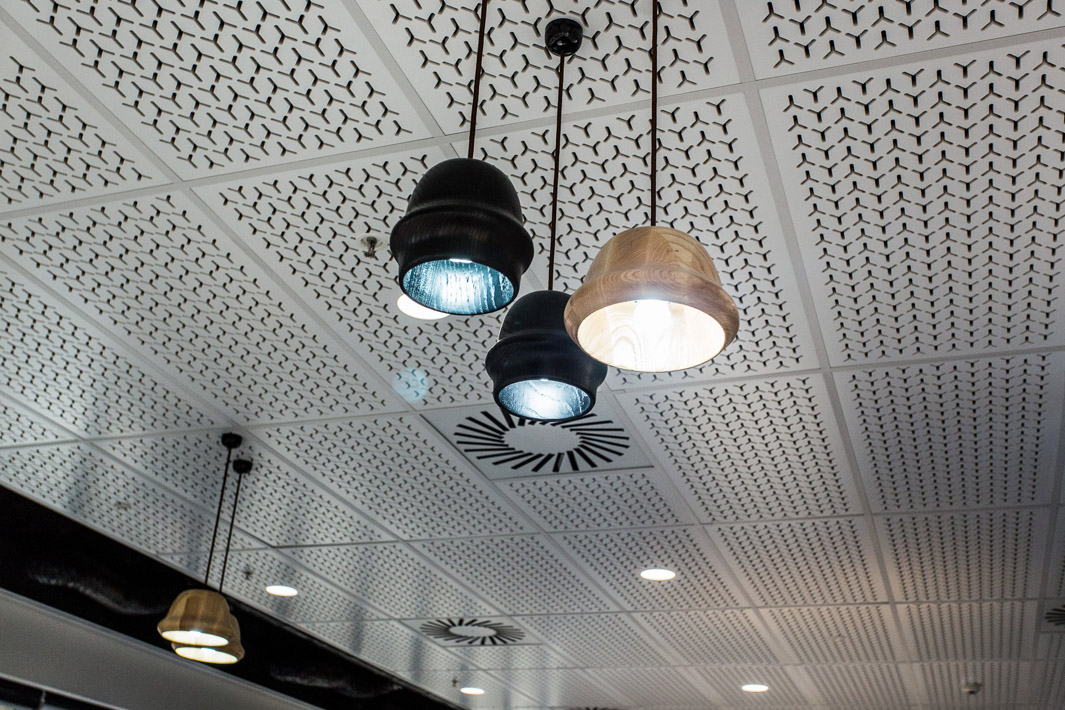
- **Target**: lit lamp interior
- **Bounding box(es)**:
[576,298,728,372]
[402,258,515,316]
[498,378,592,421]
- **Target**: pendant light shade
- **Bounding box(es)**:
[390,158,534,315]
[564,226,739,372]
[157,589,237,647]
[486,290,607,421]
[172,617,244,664]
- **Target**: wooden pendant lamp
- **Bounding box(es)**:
[563,0,739,372]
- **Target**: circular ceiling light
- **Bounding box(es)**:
[396,294,448,320]
[459,687,486,696]
[565,226,739,372]
[390,168,531,316]
[639,568,676,581]
[265,584,299,597]
[486,290,607,422]
[741,684,769,693]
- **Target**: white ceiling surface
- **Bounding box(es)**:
[0,0,1064,708]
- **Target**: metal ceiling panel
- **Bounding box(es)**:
[897,601,1038,661]
[362,0,739,133]
[633,609,781,665]
[761,605,903,664]
[621,375,860,523]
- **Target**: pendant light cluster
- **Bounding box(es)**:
[390,0,739,420]
[158,433,252,665]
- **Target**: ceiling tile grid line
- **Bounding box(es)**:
[716,2,923,699]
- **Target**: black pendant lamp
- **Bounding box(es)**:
[159,433,251,664]
[485,18,607,421]
[390,0,533,315]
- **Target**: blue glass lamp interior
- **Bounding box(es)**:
[402,257,515,316]
[498,377,592,421]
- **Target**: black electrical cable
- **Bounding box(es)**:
[547,50,566,290]
[467,0,491,159]
[202,446,233,586]
[649,0,659,226]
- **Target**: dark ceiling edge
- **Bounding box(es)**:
[0,485,466,710]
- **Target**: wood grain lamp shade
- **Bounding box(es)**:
[157,589,237,647]
[564,226,739,372]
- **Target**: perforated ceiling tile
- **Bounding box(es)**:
[762,605,901,664]
[514,613,672,668]
[161,548,376,625]
[574,668,705,707]
[256,415,529,540]
[634,609,780,665]
[839,354,1063,512]
[762,40,1065,365]
[917,661,1038,706]
[363,0,738,133]
[415,535,614,615]
[736,0,1065,77]
[498,468,686,532]
[199,147,505,410]
[446,644,574,671]
[1038,634,1065,707]
[709,517,886,606]
[878,509,1047,601]
[557,527,740,610]
[807,665,913,706]
[692,666,814,706]
[897,601,1038,661]
[398,671,529,708]
[0,25,164,209]
[0,193,387,422]
[469,93,816,385]
[622,375,859,523]
[0,397,68,447]
[493,668,622,708]
[287,542,497,619]
[303,620,465,672]
[7,0,429,177]
[0,274,216,437]
[0,444,214,557]
[98,432,391,546]
[425,401,651,478]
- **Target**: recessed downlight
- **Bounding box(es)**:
[741,684,769,693]
[459,687,485,696]
[396,294,448,320]
[265,585,299,597]
[640,567,676,581]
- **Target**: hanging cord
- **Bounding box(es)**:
[467,0,491,159]
[202,445,233,586]
[217,461,249,592]
[547,50,566,290]
[649,0,659,226]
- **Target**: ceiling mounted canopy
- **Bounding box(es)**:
[390,0,533,315]
[563,0,739,372]
[485,17,606,421]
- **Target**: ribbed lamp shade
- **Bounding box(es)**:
[390,158,534,315]
[157,589,237,647]
[486,290,607,421]
[564,226,739,372]
[172,617,245,664]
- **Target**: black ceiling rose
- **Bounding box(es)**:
[486,290,607,421]
[420,618,525,646]
[390,158,534,315]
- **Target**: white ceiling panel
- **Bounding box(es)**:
[734,0,1065,78]
[363,0,738,133]
[838,353,1064,512]
[709,517,887,606]
[761,605,903,664]
[514,613,674,668]
[3,0,432,178]
[491,667,621,707]
[0,396,69,448]
[806,664,915,706]
[0,23,167,209]
[877,509,1049,601]
[761,38,1065,365]
[634,609,781,665]
[621,375,860,523]
[897,601,1038,661]
[302,619,467,672]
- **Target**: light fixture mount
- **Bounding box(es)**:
[544,17,583,57]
